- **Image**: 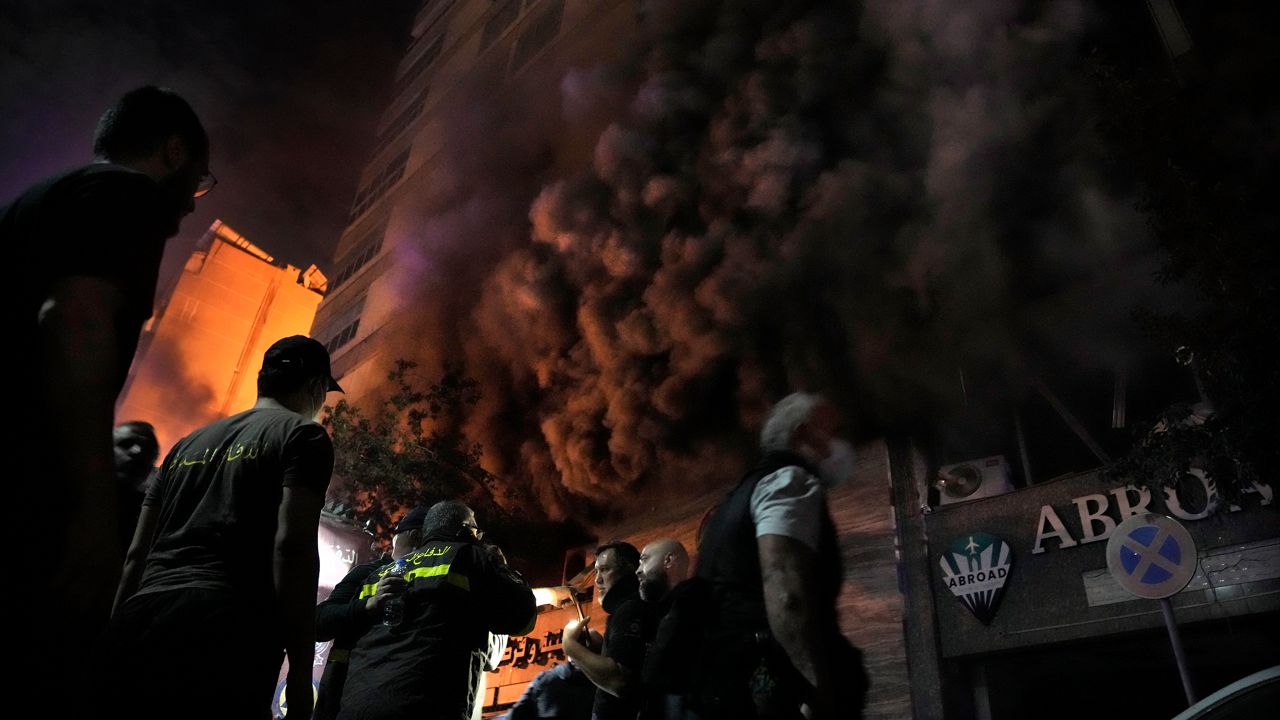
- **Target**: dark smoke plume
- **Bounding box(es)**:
[384,0,1162,521]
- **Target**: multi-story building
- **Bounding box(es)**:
[313,0,637,398]
[116,220,328,453]
[311,3,1279,719]
[311,4,907,718]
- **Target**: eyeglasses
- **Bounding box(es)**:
[194,172,218,198]
[461,522,484,541]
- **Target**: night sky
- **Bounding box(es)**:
[1,1,418,286]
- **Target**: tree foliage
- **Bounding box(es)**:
[1092,9,1279,505]
[322,359,495,542]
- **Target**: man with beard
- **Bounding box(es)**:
[636,539,690,605]
[685,393,868,719]
[562,540,645,719]
[1,85,211,702]
[634,539,690,720]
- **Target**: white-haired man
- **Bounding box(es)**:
[688,392,866,719]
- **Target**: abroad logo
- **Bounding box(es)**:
[940,532,1013,625]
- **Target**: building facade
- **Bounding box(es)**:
[892,445,1280,719]
[312,0,639,398]
[117,220,328,453]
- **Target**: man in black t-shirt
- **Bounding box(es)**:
[102,335,342,720]
[563,540,647,720]
[1,86,212,700]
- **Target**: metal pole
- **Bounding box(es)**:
[1145,0,1196,87]
[1031,377,1112,464]
[1014,411,1033,486]
[971,661,993,720]
[1159,597,1197,706]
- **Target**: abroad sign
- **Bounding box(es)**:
[1032,470,1273,555]
[927,467,1278,657]
[940,532,1014,624]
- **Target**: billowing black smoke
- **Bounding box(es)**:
[383,0,1162,521]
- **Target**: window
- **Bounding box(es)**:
[413,0,456,40]
[371,86,429,158]
[395,34,445,96]
[511,0,563,72]
[330,222,388,291]
[325,318,362,355]
[324,296,367,355]
[481,0,521,50]
[349,149,410,222]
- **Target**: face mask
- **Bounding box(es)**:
[818,438,856,488]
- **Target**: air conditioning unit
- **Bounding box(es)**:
[936,455,1014,506]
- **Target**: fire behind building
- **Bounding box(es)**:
[117,220,329,454]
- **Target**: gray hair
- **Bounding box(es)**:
[759,392,823,452]
[421,500,473,538]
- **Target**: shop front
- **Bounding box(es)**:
[919,469,1278,719]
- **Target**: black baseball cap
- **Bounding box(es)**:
[394,506,431,534]
[261,335,343,393]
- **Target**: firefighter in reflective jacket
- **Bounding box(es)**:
[335,501,536,720]
[314,506,432,720]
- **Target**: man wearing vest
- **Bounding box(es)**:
[314,505,430,720]
[691,392,868,720]
[336,500,537,720]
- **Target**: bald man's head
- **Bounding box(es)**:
[637,538,690,602]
